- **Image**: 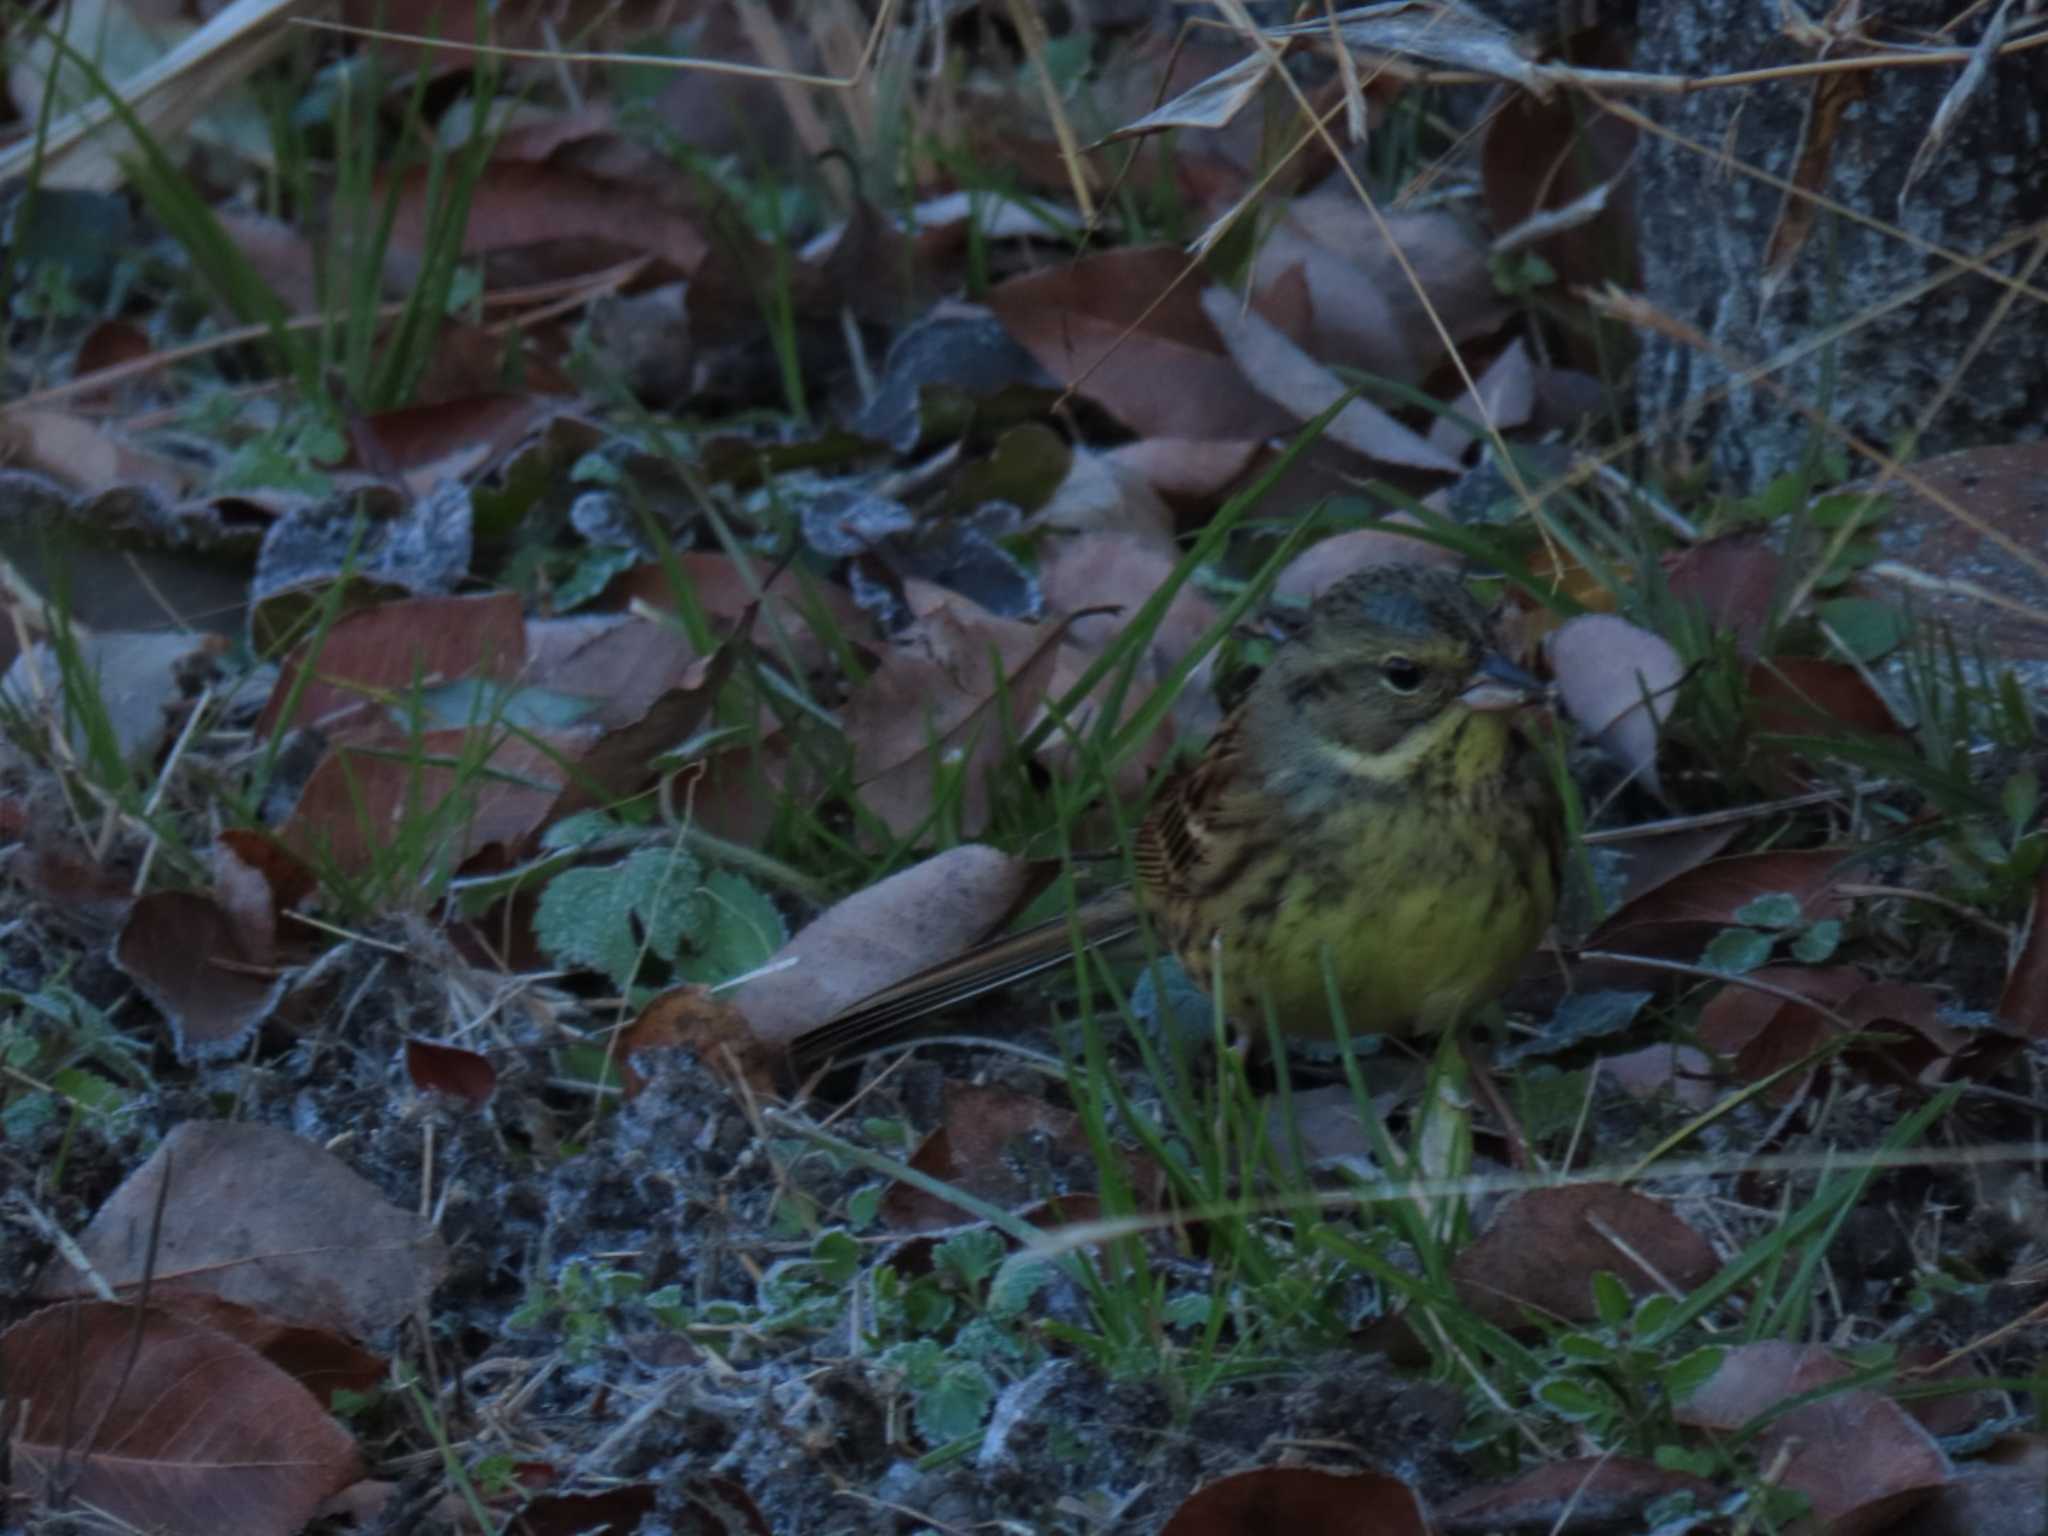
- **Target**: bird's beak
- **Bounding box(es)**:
[1459,651,1549,713]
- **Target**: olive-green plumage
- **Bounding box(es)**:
[1133,564,1560,1038]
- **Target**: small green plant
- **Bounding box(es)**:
[533,837,786,1001]
[1526,1274,1726,1456]
[0,980,152,1166]
[1701,891,1843,975]
[508,1257,659,1365]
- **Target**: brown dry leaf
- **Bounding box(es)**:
[384,161,708,286]
[1664,534,1785,652]
[404,1037,497,1106]
[216,208,322,312]
[618,984,777,1100]
[112,891,289,1060]
[1269,521,1455,606]
[345,394,555,496]
[987,246,1294,442]
[260,591,527,739]
[34,1121,447,1341]
[279,721,579,874]
[1546,612,1684,797]
[1251,199,1507,385]
[0,409,192,496]
[1700,969,1960,1099]
[881,1083,1096,1232]
[1438,1457,1717,1536]
[1197,285,1462,472]
[2,1301,362,1536]
[842,585,1067,839]
[1158,1466,1431,1536]
[1448,1184,1719,1329]
[1678,1340,1952,1535]
[730,845,1040,1045]
[1036,531,1222,776]
[1749,655,1902,738]
[1585,848,1854,960]
[214,829,318,954]
[1696,963,1866,1101]
[73,318,153,387]
[143,1293,387,1399]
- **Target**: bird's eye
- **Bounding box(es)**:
[1380,656,1424,694]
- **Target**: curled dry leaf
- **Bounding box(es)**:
[113,890,290,1060]
[1448,1184,1719,1329]
[1198,286,1463,472]
[1699,968,1960,1100]
[1546,612,1685,797]
[34,1120,447,1343]
[383,161,708,286]
[2,1301,363,1536]
[1678,1340,1952,1534]
[344,394,555,496]
[1158,1466,1431,1536]
[1250,199,1507,384]
[1425,338,1537,461]
[729,845,1042,1045]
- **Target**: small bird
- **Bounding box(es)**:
[788,564,1562,1074]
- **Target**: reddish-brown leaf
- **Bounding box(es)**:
[113,891,288,1060]
[1159,1466,1431,1536]
[404,1037,498,1106]
[385,161,708,281]
[3,1301,362,1536]
[260,591,528,739]
[1449,1184,1720,1328]
[1679,1340,1952,1535]
[344,394,553,492]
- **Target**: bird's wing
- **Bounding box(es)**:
[1134,705,1246,903]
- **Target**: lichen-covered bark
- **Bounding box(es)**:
[1632,1,2048,488]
